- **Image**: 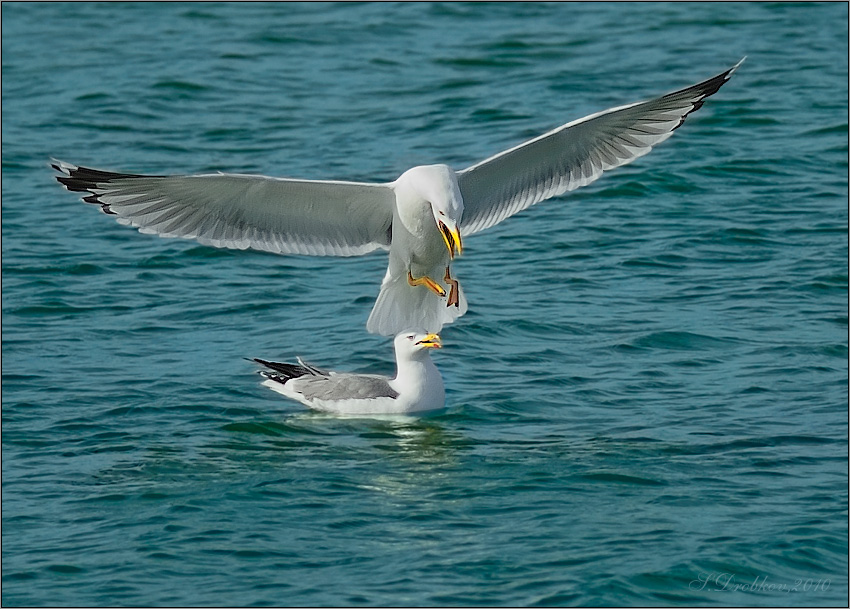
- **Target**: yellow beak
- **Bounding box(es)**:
[416,333,442,349]
[438,221,463,259]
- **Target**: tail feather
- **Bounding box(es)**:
[366,274,467,336]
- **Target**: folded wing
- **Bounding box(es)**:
[293,374,400,401]
[53,160,396,257]
[457,59,744,236]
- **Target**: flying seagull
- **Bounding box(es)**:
[253,332,444,415]
[53,58,743,336]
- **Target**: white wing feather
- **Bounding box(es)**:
[53,160,395,257]
[457,59,744,235]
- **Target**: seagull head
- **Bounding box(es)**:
[396,164,464,259]
[395,331,442,360]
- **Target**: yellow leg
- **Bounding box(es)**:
[444,267,460,308]
[408,271,446,297]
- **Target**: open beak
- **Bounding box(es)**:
[438,221,463,259]
[416,333,442,349]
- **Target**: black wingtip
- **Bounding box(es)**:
[54,165,148,189]
[667,59,744,131]
[258,370,289,385]
[252,358,312,382]
[683,60,743,101]
[52,160,161,212]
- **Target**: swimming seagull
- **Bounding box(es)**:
[253,332,445,415]
[53,59,743,336]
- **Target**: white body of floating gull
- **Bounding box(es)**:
[253,332,444,415]
[53,59,743,336]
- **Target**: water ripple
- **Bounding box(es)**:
[2,1,847,607]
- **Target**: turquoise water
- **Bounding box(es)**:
[2,2,847,606]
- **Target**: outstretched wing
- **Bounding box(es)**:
[53,160,396,257]
[457,59,744,236]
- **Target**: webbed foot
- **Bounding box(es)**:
[444,267,460,308]
[408,271,447,297]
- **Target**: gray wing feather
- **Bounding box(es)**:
[293,373,399,401]
[457,59,744,235]
[54,161,395,257]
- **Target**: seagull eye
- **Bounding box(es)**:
[407,334,415,340]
